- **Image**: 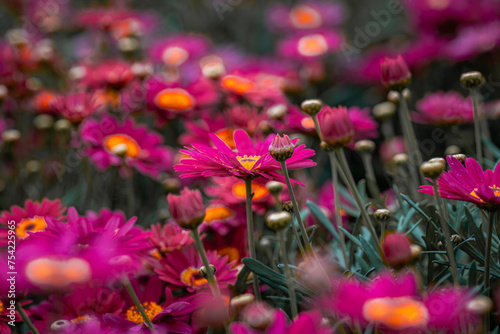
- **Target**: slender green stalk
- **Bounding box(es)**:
[327,151,349,268]
[83,158,93,210]
[470,88,483,168]
[127,175,135,217]
[277,229,298,318]
[190,229,223,297]
[360,152,380,199]
[244,178,262,300]
[432,183,459,285]
[398,91,424,187]
[290,213,307,259]
[484,211,496,293]
[16,303,40,334]
[336,148,380,247]
[123,276,154,329]
[279,161,314,256]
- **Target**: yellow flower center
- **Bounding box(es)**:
[363,297,429,329]
[154,88,195,111]
[469,185,500,202]
[300,117,316,130]
[232,182,269,200]
[34,91,56,111]
[236,155,261,171]
[298,34,328,57]
[126,302,163,325]
[204,205,234,223]
[161,46,189,67]
[181,267,207,287]
[221,75,255,95]
[104,134,140,158]
[72,315,90,324]
[217,246,240,264]
[15,216,47,238]
[290,5,322,29]
[215,128,236,149]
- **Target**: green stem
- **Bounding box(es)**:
[191,229,223,298]
[336,148,380,247]
[327,151,349,269]
[277,229,298,318]
[360,152,380,199]
[470,88,483,168]
[83,158,93,210]
[123,276,154,329]
[127,174,135,218]
[279,161,314,256]
[432,183,459,285]
[398,91,424,187]
[244,178,262,300]
[484,211,496,293]
[16,303,40,334]
[290,213,307,259]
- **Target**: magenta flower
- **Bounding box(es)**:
[175,129,316,184]
[79,114,174,178]
[413,91,474,125]
[149,34,210,67]
[379,137,407,165]
[167,187,206,230]
[348,106,379,142]
[148,221,194,255]
[420,156,500,210]
[50,92,105,124]
[199,203,245,236]
[277,30,343,61]
[82,60,134,90]
[318,106,354,148]
[380,55,412,91]
[154,244,237,293]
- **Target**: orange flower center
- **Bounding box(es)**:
[215,128,236,149]
[110,19,140,38]
[204,205,234,223]
[34,91,56,112]
[154,88,195,111]
[290,5,322,29]
[298,34,328,57]
[301,117,316,130]
[221,75,255,95]
[217,246,240,264]
[162,46,189,67]
[72,315,90,324]
[426,0,450,10]
[104,134,140,158]
[16,216,47,238]
[25,257,91,287]
[0,301,3,313]
[236,155,261,170]
[181,267,207,287]
[363,297,429,329]
[469,185,500,202]
[232,182,269,200]
[126,302,163,325]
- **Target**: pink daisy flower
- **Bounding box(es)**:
[198,202,246,236]
[154,244,237,293]
[78,114,174,178]
[420,156,500,210]
[149,34,211,68]
[50,91,106,124]
[148,221,194,256]
[413,91,474,125]
[175,129,316,184]
[277,30,343,61]
[348,106,379,142]
[0,198,66,246]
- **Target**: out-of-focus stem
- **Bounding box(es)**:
[244,178,262,300]
[83,158,93,210]
[327,151,349,268]
[470,88,483,168]
[432,183,459,285]
[485,211,496,293]
[360,152,380,199]
[16,303,40,334]
[127,175,135,217]
[123,276,154,329]
[290,213,307,259]
[191,229,222,297]
[277,229,298,318]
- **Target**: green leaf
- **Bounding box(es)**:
[482,138,500,160]
[339,227,363,249]
[469,262,477,286]
[400,194,430,221]
[465,207,486,254]
[359,236,385,269]
[307,200,339,240]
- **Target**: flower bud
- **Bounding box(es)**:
[265,181,283,195]
[451,154,466,163]
[267,104,287,120]
[460,71,484,90]
[450,234,463,244]
[355,140,375,153]
[372,101,396,120]
[162,177,181,193]
[167,187,206,230]
[380,55,412,91]
[387,89,411,103]
[420,161,445,179]
[444,145,461,156]
[241,302,275,331]
[269,134,295,162]
[281,200,294,213]
[300,99,323,116]
[0,85,7,100]
[374,209,391,222]
[392,153,408,165]
[54,119,71,132]
[200,55,225,80]
[318,106,354,149]
[410,244,422,260]
[198,264,217,279]
[266,211,291,230]
[466,296,493,315]
[26,160,42,174]
[382,232,412,267]
[2,129,21,143]
[230,293,255,310]
[33,114,54,130]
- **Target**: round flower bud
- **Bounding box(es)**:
[118,37,140,52]
[167,188,206,230]
[460,71,484,90]
[267,104,287,120]
[374,209,391,222]
[451,154,466,163]
[162,177,181,193]
[372,101,396,120]
[318,106,354,149]
[0,85,7,100]
[380,55,412,91]
[26,160,42,174]
[300,99,323,116]
[200,55,225,80]
[158,209,170,221]
[269,134,295,161]
[33,114,54,130]
[392,153,408,165]
[320,140,333,152]
[198,264,217,279]
[2,129,21,143]
[444,145,461,156]
[410,244,422,260]
[450,234,463,244]
[241,302,275,331]
[382,232,412,267]
[387,89,411,103]
[266,211,291,230]
[54,119,71,132]
[131,62,153,79]
[420,161,445,179]
[51,320,73,332]
[281,200,294,213]
[355,140,376,153]
[265,181,283,195]
[466,296,493,315]
[230,293,255,310]
[428,157,446,171]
